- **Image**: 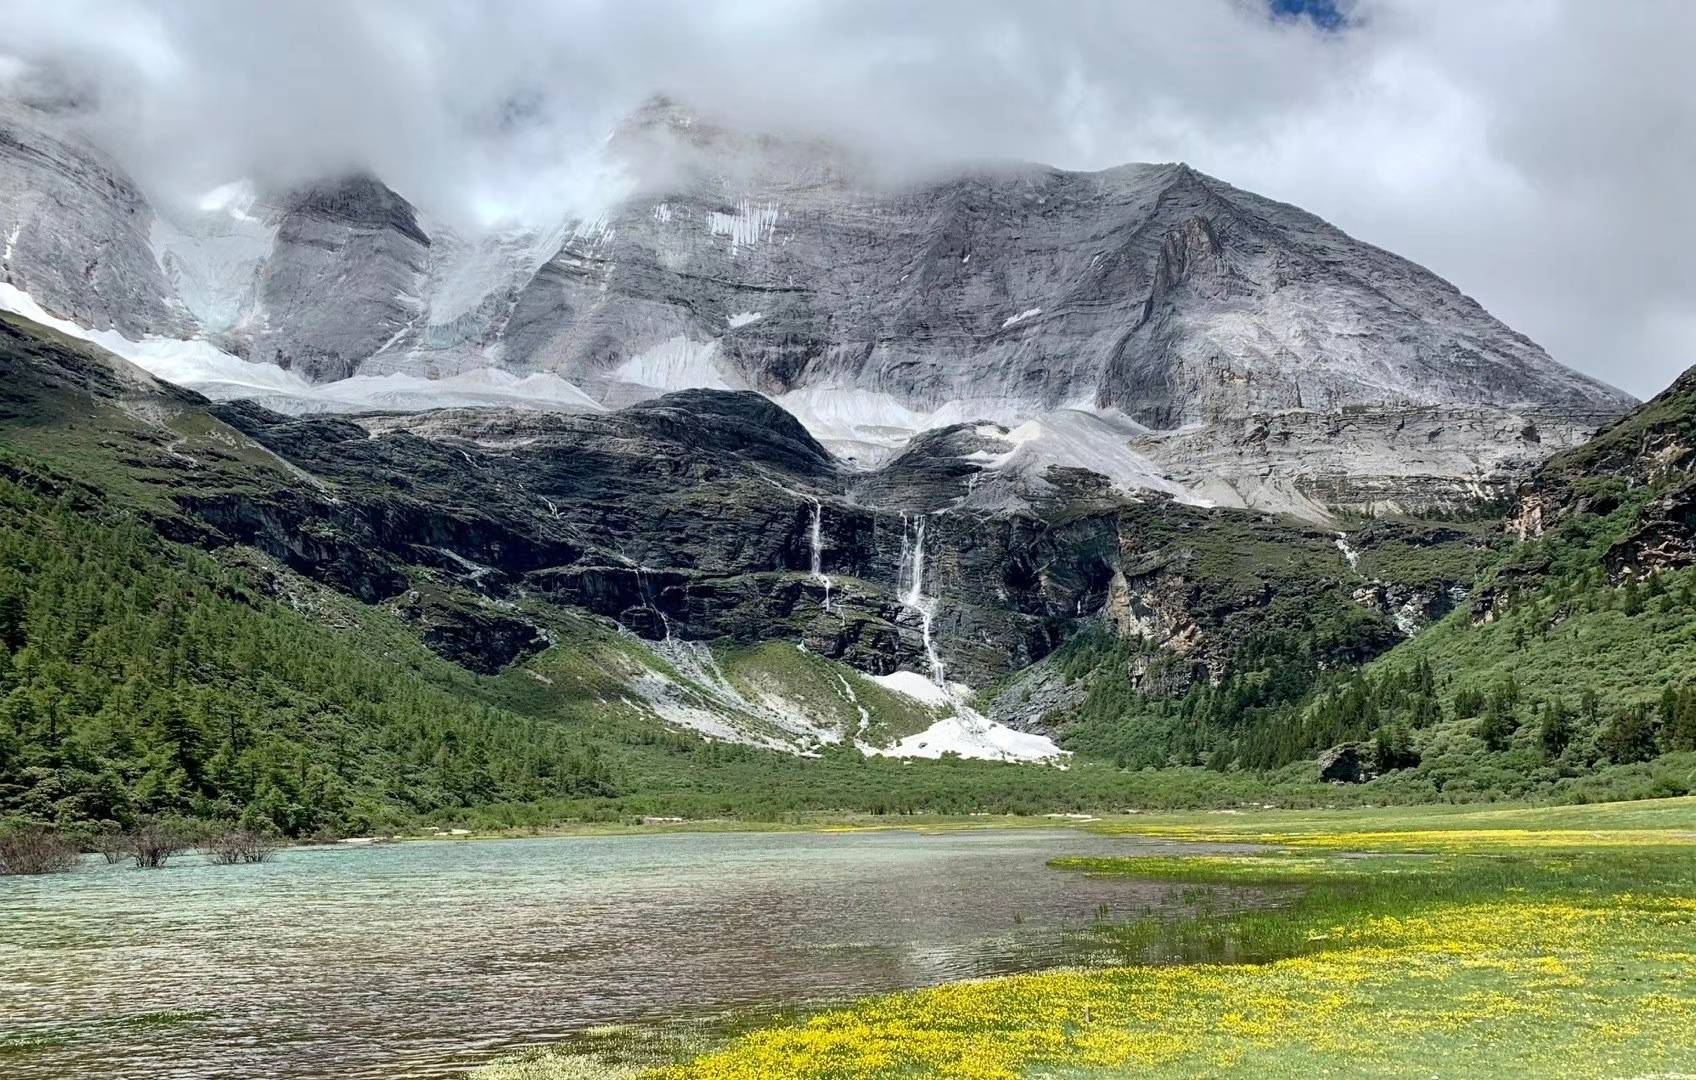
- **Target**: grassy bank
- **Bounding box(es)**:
[479,797,1696,1079]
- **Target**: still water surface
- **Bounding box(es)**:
[1,827,1255,1078]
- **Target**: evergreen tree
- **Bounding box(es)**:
[1600,705,1661,764]
[1539,699,1573,759]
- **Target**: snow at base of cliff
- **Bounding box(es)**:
[865,668,1066,762]
[1,284,605,415]
[871,713,1064,763]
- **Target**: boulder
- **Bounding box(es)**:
[1318,744,1370,784]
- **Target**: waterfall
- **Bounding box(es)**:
[872,512,1067,763]
[635,564,671,641]
[1334,532,1361,572]
[918,608,946,688]
[898,514,948,688]
[903,515,925,607]
[809,499,832,611]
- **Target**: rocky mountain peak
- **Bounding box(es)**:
[0,89,1640,519]
[281,174,431,248]
[622,388,837,475]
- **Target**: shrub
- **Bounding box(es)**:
[94,825,130,865]
[0,822,80,875]
[203,830,279,865]
[128,820,189,869]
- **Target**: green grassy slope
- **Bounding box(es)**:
[0,449,1389,835]
[5,308,1696,831]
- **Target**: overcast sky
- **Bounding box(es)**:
[1,0,1692,397]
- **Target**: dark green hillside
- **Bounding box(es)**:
[1004,364,1696,802]
[0,468,620,834]
[0,462,1389,831]
[3,303,1695,835]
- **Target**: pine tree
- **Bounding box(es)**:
[1539,699,1573,759]
[1669,686,1696,752]
[1600,705,1661,764]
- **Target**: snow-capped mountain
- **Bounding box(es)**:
[0,93,1633,519]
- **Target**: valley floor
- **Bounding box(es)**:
[477,796,1696,1080]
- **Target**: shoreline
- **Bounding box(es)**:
[472,795,1696,1080]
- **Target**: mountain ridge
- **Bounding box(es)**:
[2,269,1694,828]
[0,94,1633,519]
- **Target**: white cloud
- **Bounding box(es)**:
[1,0,1690,395]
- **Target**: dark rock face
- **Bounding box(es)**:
[92,373,1336,685]
[1607,482,1696,577]
[619,389,836,476]
[191,388,1132,683]
[172,489,413,604]
[285,174,430,248]
[393,590,549,674]
[250,175,432,381]
[1318,744,1370,783]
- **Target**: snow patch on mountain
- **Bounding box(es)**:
[1,282,306,394]
[1,283,603,416]
[968,410,1207,505]
[706,199,779,250]
[614,335,737,392]
[869,669,955,706]
[865,671,1064,761]
[287,369,605,415]
[431,223,569,329]
[196,180,262,220]
[774,385,933,460]
[150,181,277,333]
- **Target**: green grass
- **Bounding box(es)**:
[713,641,937,746]
[1086,792,1696,837]
[1351,528,1493,590]
[484,797,1696,1079]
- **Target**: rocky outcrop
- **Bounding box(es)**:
[983,654,1089,735]
[1350,580,1469,637]
[0,100,188,338]
[1318,744,1371,783]
[1497,363,1696,588]
[392,589,551,674]
[1138,404,1609,519]
[248,175,432,380]
[1604,480,1696,578]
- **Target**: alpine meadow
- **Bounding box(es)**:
[2,3,1694,1078]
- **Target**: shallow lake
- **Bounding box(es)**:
[0,827,1261,1078]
